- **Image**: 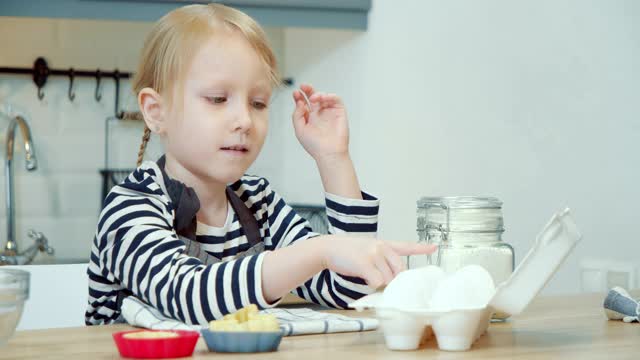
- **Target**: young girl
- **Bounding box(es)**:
[85,3,436,325]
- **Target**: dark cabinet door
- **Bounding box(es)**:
[0,0,372,30]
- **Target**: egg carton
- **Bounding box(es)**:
[349,208,582,352]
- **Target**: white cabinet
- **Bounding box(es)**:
[6,264,89,330]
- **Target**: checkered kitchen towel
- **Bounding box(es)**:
[121,296,378,336]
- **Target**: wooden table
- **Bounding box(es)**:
[2,291,639,359]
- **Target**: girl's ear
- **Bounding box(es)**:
[138,87,166,135]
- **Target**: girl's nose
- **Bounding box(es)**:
[232,102,253,132]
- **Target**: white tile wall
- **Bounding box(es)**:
[0,77,127,262]
[0,17,286,263]
[0,174,59,217]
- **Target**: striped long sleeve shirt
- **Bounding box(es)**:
[85,161,380,325]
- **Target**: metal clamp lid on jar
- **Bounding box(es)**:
[417,196,505,239]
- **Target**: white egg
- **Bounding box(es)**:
[380,265,445,309]
[429,265,495,311]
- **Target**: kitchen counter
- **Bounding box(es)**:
[2,291,638,359]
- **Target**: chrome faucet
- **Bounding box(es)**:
[0,115,53,265]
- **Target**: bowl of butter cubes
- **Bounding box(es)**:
[201,304,283,353]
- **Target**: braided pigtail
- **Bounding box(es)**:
[136,126,152,167]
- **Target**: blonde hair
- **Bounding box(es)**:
[133,3,280,166]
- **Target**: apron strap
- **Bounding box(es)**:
[226,187,261,247]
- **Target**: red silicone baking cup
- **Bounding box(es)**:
[112,329,199,359]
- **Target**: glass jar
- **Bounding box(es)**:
[412,196,515,318]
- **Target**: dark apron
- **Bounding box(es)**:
[181,185,264,264]
[116,156,263,312]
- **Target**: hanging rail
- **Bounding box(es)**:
[0,57,138,119]
[0,57,295,120]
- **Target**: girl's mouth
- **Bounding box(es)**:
[220,145,249,155]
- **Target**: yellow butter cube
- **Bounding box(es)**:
[208,304,279,332]
[247,313,280,332]
[209,318,239,332]
[235,304,258,322]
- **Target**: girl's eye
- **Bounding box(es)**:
[252,101,267,110]
[206,96,227,104]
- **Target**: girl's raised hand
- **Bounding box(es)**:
[291,84,350,162]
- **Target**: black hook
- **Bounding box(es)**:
[68,68,76,101]
[32,57,49,101]
[95,69,102,102]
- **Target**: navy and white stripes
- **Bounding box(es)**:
[85,161,380,325]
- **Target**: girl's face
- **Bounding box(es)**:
[163,29,272,184]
